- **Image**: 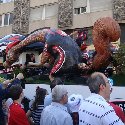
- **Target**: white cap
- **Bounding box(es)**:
[68,94,83,113]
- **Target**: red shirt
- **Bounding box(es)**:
[8,102,30,125]
[109,102,125,123]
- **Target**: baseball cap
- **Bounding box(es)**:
[68,94,83,112]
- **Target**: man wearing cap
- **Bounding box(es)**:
[79,72,124,125]
[68,94,83,125]
[40,85,73,125]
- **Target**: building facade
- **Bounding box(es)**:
[0,0,125,43]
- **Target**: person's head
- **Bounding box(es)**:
[87,72,110,101]
[9,85,23,101]
[16,73,24,80]
[50,77,63,91]
[52,85,68,105]
[35,87,47,102]
[33,87,47,110]
[30,53,35,61]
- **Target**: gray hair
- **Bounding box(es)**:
[52,85,67,102]
[87,72,106,94]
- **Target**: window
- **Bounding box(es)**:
[45,3,58,19]
[74,7,86,14]
[9,13,13,24]
[81,7,86,13]
[30,6,44,21]
[1,0,13,3]
[0,0,3,3]
[4,13,9,25]
[0,15,2,26]
[0,13,13,26]
[74,8,80,14]
[4,13,13,26]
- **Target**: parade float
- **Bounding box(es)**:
[0,17,124,85]
[1,17,125,111]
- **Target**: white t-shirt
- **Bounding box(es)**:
[79,94,124,125]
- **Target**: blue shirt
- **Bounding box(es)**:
[44,93,52,107]
[0,84,6,119]
[40,102,73,125]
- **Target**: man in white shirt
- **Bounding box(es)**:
[40,85,73,125]
[79,72,124,125]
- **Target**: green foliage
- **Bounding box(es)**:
[0,76,6,83]
[112,74,125,86]
[113,44,125,74]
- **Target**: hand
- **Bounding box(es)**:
[2,80,11,89]
[49,74,54,82]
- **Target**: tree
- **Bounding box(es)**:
[113,44,125,75]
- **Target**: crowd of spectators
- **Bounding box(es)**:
[0,72,125,125]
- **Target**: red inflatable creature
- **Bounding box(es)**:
[92,17,120,71]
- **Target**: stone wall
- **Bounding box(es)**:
[12,0,30,35]
[58,0,73,28]
[112,0,125,21]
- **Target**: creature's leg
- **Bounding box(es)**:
[5,29,47,67]
[50,46,65,76]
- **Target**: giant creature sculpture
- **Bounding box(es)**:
[4,17,121,77]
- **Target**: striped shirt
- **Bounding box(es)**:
[30,104,44,125]
[79,94,124,125]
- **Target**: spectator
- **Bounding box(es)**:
[8,85,30,125]
[30,53,35,63]
[0,79,13,125]
[68,94,83,125]
[79,72,124,125]
[0,84,6,125]
[8,73,25,89]
[26,87,47,125]
[40,85,73,125]
[108,78,125,123]
[21,96,30,113]
[44,77,63,107]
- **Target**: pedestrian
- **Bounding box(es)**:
[8,85,30,125]
[26,87,47,125]
[79,72,124,125]
[40,85,73,125]
[44,77,63,107]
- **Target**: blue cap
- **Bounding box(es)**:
[108,78,114,90]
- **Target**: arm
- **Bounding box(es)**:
[101,106,124,125]
[26,110,34,125]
